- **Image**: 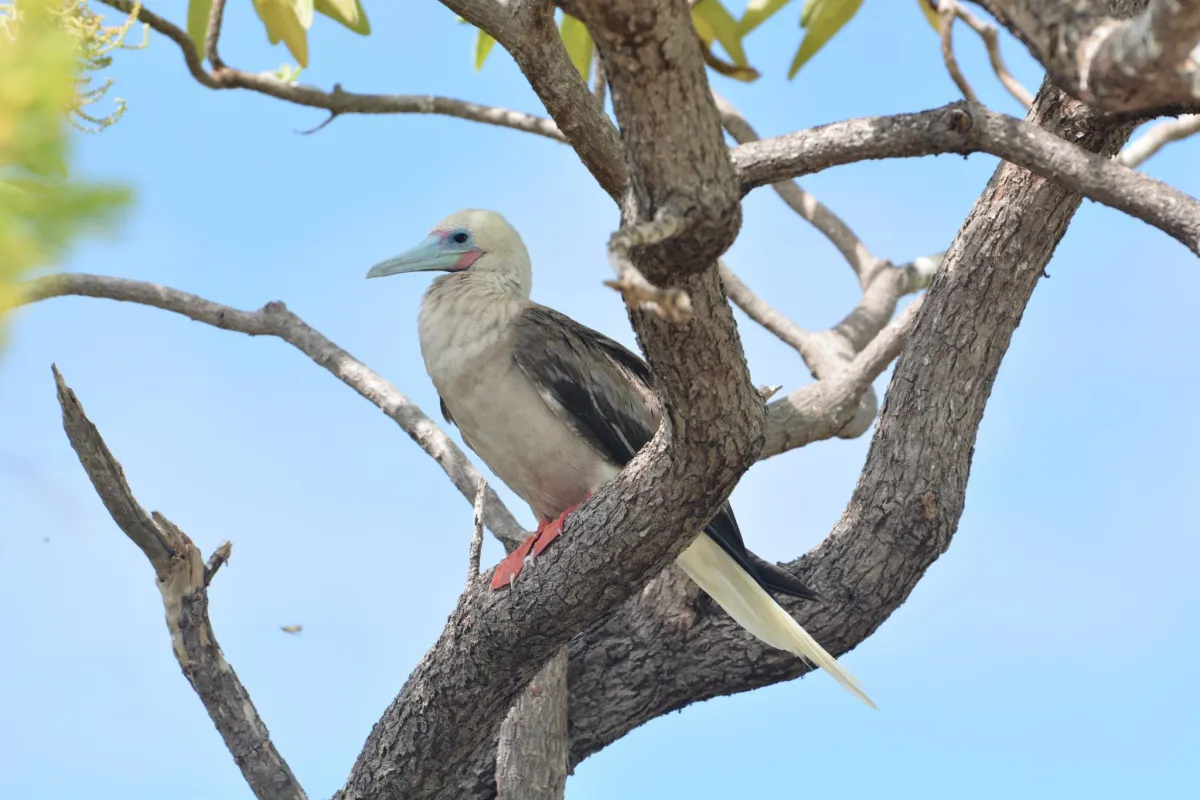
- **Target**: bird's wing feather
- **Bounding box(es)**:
[511,305,816,600]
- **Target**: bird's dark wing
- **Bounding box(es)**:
[511,304,818,602]
[511,304,658,464]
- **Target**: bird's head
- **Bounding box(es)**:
[366,209,531,297]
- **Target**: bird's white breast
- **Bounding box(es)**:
[417,278,615,521]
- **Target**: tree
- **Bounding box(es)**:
[6,1,1199,798]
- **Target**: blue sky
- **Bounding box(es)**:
[2,2,1198,798]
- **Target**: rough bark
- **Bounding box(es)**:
[494,648,570,800]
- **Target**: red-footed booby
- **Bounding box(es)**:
[367,209,875,708]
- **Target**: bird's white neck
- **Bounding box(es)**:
[417,272,526,388]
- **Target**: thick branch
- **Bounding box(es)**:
[97,0,564,141]
[974,0,1200,112]
[52,366,305,800]
[23,275,526,549]
[733,102,1200,256]
[558,79,1142,771]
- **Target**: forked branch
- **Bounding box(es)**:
[52,366,306,800]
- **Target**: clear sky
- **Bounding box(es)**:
[2,3,1198,799]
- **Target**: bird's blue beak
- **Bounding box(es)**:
[367,234,469,279]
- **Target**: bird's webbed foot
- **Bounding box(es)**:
[489,493,592,591]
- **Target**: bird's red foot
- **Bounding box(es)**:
[490,493,592,591]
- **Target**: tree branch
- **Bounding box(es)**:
[940,1,981,104]
[973,0,1200,113]
[95,0,564,141]
[204,0,228,69]
[733,102,1200,256]
[1117,113,1200,167]
[713,90,885,286]
[22,274,527,549]
[52,366,306,800]
[441,0,627,199]
[949,0,1034,109]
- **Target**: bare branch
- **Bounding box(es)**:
[719,262,815,358]
[441,0,626,199]
[713,90,884,285]
[951,0,1034,109]
[732,102,1200,256]
[96,0,564,142]
[204,540,233,587]
[468,478,486,583]
[940,2,980,104]
[975,0,1200,112]
[22,275,527,549]
[592,52,607,107]
[761,297,922,456]
[204,0,227,69]
[1117,113,1200,167]
[52,366,305,800]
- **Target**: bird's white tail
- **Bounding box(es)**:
[676,535,877,709]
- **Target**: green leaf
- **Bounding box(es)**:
[739,0,794,36]
[917,0,941,31]
[474,29,496,70]
[186,0,214,62]
[692,0,748,67]
[788,0,864,79]
[314,0,370,35]
[251,0,314,67]
[559,14,593,82]
[0,0,133,350]
[691,9,716,46]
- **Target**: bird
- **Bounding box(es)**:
[366,209,875,708]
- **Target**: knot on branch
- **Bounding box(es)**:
[604,208,699,322]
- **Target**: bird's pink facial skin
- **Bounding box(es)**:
[455,250,483,269]
[432,229,484,270]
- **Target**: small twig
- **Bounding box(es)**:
[603,211,694,323]
[719,262,816,358]
[468,477,486,583]
[758,384,783,402]
[204,0,228,69]
[949,1,1034,109]
[899,252,944,293]
[592,52,606,107]
[98,0,565,142]
[204,540,233,587]
[712,90,885,287]
[939,1,979,104]
[1117,114,1200,168]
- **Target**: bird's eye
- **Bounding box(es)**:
[451,230,471,245]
